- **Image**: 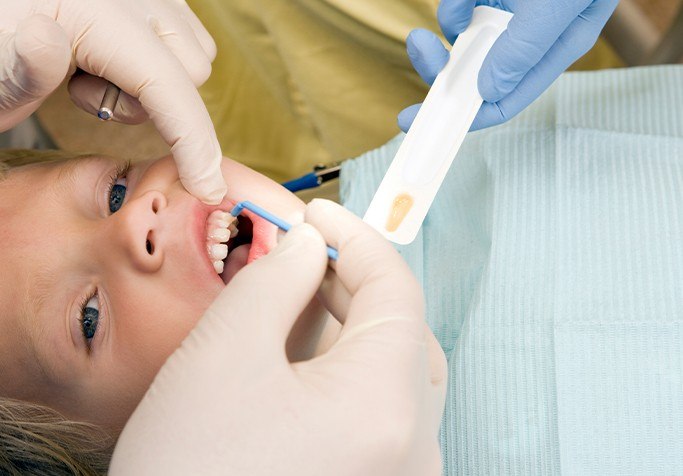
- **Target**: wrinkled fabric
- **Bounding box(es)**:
[341,66,683,476]
[186,0,620,182]
[187,0,438,182]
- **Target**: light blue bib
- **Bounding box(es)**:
[341,66,683,476]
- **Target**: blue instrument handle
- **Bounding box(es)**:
[281,173,320,193]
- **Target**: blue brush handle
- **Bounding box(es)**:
[281,173,320,192]
[230,201,339,261]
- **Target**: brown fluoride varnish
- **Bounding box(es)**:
[385,193,414,232]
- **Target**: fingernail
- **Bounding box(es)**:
[199,181,227,205]
[309,198,338,217]
[406,30,420,59]
[276,223,321,254]
[288,222,320,239]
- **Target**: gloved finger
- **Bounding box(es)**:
[406,29,450,86]
[68,73,148,124]
[152,14,213,87]
[397,103,421,133]
[174,0,217,62]
[305,201,435,432]
[398,28,448,133]
[304,199,424,338]
[316,252,445,400]
[0,15,70,129]
[478,0,593,103]
[424,328,448,427]
[425,328,447,387]
[73,11,226,203]
[200,223,328,360]
[311,206,445,406]
[470,0,618,131]
[438,0,478,44]
[316,267,352,324]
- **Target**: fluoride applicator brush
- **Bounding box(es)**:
[230,201,339,261]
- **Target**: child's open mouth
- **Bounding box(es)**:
[204,208,273,285]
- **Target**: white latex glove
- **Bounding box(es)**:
[110,199,447,476]
[0,0,226,204]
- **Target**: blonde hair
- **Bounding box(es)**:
[0,398,113,475]
[1,149,114,474]
[0,149,93,179]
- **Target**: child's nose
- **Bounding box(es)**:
[113,190,168,273]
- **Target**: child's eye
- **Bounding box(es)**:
[80,294,100,344]
[108,162,130,213]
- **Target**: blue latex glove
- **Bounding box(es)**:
[398,0,618,132]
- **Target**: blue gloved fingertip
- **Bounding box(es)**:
[477,62,510,103]
[397,104,421,133]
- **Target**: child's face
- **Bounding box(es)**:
[0,155,304,432]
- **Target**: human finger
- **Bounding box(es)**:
[471,0,618,130]
[397,103,421,133]
[397,27,450,133]
[152,13,213,86]
[305,201,442,464]
[478,0,593,103]
[317,217,444,404]
[72,6,225,204]
[438,0,478,44]
[304,200,424,333]
[68,73,148,124]
[174,0,217,61]
[316,266,352,325]
[406,28,450,86]
[0,15,70,131]
[305,200,447,402]
[425,329,447,430]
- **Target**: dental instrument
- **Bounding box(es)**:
[281,162,342,193]
[98,82,121,121]
[230,201,339,261]
[363,6,513,245]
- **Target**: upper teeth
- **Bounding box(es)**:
[206,210,238,274]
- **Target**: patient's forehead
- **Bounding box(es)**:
[0,162,60,227]
[1,156,126,212]
[3,155,98,179]
[2,154,127,180]
[1,157,81,200]
[0,160,70,402]
[2,158,58,183]
[3,152,90,174]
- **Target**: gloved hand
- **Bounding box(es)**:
[398,0,619,132]
[109,199,447,476]
[0,0,226,204]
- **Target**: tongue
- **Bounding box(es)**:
[220,244,250,284]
